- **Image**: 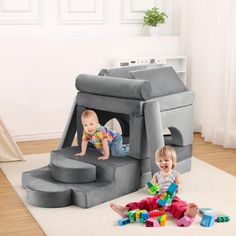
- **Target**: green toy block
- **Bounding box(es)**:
[139,218,146,224]
[215,213,230,223]
[147,182,159,195]
[127,209,139,222]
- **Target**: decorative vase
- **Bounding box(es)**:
[148,26,161,36]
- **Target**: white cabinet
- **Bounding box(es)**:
[113,56,187,85]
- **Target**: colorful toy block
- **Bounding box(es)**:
[215,212,230,223]
[127,209,139,222]
[146,218,160,227]
[200,213,215,227]
[157,198,167,207]
[149,209,165,217]
[139,218,146,224]
[199,207,213,215]
[141,212,150,220]
[118,218,131,226]
[176,215,194,227]
[157,214,167,226]
[160,192,167,200]
[199,208,230,223]
[157,183,178,208]
[166,182,178,196]
[146,182,159,195]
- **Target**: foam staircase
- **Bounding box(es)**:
[22,146,140,208]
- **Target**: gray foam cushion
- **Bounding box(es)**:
[22,147,140,208]
[51,147,139,182]
[76,67,188,101]
[76,74,151,100]
[51,156,96,183]
[149,91,194,111]
[77,92,144,115]
[130,67,187,98]
[98,65,147,78]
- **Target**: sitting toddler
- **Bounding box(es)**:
[110,146,198,225]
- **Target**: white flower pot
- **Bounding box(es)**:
[148,26,161,36]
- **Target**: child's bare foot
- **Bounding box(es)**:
[110,203,128,218]
[184,203,198,218]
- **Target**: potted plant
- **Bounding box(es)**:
[143,7,168,36]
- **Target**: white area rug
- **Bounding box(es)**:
[1,154,235,236]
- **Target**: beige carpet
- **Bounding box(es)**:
[1,154,235,236]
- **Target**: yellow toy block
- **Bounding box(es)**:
[158,214,167,226]
[160,192,167,200]
[135,210,147,219]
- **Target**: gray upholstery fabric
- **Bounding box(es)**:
[76,74,151,100]
[27,179,72,208]
[77,92,144,115]
[22,65,194,208]
[144,101,165,174]
[98,65,147,78]
[130,67,187,98]
[51,156,96,183]
[22,147,140,208]
[161,106,194,146]
[149,91,194,111]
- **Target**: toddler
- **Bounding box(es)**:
[110,145,198,224]
[75,110,129,160]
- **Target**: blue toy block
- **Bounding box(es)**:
[199,208,230,223]
[141,212,150,220]
[200,214,215,227]
[166,183,178,196]
[118,218,131,226]
[157,198,166,207]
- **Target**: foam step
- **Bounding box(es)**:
[51,156,96,184]
[27,179,72,208]
[51,147,139,183]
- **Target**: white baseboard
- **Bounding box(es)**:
[13,132,63,142]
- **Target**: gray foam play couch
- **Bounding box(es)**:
[22,65,194,208]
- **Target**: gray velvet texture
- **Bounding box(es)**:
[98,65,148,78]
[77,67,187,100]
[22,147,140,208]
[76,74,151,100]
[130,67,187,97]
[22,65,194,208]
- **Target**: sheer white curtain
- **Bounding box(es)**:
[180,0,236,148]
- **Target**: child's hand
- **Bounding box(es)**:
[75,152,85,157]
[98,156,109,160]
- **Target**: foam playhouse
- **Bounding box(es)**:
[22,65,194,208]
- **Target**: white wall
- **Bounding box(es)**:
[0,0,181,141]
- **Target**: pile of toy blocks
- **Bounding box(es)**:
[157,183,178,208]
[199,208,230,227]
[118,183,178,227]
[118,208,167,227]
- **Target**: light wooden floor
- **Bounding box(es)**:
[0,133,236,235]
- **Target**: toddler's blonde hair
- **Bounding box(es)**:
[81,110,99,123]
[155,145,177,169]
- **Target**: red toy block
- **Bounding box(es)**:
[149,209,165,217]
